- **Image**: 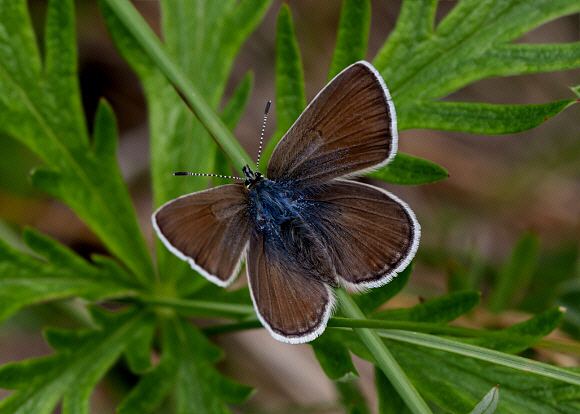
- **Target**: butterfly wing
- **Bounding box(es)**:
[307,180,420,289]
[267,61,397,186]
[152,184,251,287]
[247,230,334,344]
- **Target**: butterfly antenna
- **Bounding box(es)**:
[255,100,271,170]
[173,171,244,181]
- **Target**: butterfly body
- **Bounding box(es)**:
[153,61,420,343]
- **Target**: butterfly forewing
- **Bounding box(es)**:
[267,61,396,186]
[247,231,334,344]
[307,180,419,288]
[153,184,251,286]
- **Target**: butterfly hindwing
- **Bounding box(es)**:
[306,179,420,289]
[153,184,251,287]
[267,61,397,186]
[246,230,335,344]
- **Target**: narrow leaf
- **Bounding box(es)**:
[489,232,540,312]
[368,153,448,185]
[262,4,306,164]
[398,100,576,134]
[328,0,371,79]
[373,291,480,323]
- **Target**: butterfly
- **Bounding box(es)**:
[152,61,420,344]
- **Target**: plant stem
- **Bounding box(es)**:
[337,289,432,414]
[141,296,254,318]
[101,0,254,170]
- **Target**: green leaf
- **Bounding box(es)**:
[0,229,136,323]
[221,72,254,131]
[374,0,580,135]
[124,313,156,374]
[368,153,448,185]
[101,0,270,284]
[119,316,253,414]
[373,291,480,323]
[0,0,154,282]
[261,4,306,164]
[467,307,565,353]
[337,290,433,414]
[340,329,580,413]
[0,308,147,414]
[489,232,540,312]
[377,330,580,387]
[376,367,408,414]
[336,379,371,414]
[354,263,413,314]
[312,333,358,381]
[398,100,576,135]
[469,386,499,414]
[328,0,371,79]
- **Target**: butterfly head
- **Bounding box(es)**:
[243,165,264,189]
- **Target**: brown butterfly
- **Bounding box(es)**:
[153,61,420,343]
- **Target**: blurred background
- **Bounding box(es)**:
[0,1,579,412]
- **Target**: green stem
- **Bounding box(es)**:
[141,296,254,318]
[101,0,254,170]
[337,289,432,414]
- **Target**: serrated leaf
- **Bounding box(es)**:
[372,291,480,323]
[354,263,413,314]
[312,334,358,381]
[0,309,147,414]
[261,4,306,164]
[470,385,499,414]
[119,317,253,414]
[328,0,371,79]
[374,0,580,135]
[101,0,271,285]
[368,153,448,185]
[489,232,540,312]
[0,0,154,282]
[0,230,135,323]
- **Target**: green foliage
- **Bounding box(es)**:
[0,0,153,282]
[469,386,499,414]
[0,0,579,413]
[489,232,540,312]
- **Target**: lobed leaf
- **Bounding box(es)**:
[119,316,253,414]
[101,0,271,286]
[0,229,136,323]
[375,0,580,135]
[0,309,148,414]
[0,0,154,282]
[375,367,408,414]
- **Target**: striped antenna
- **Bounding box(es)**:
[173,171,243,180]
[255,100,271,170]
